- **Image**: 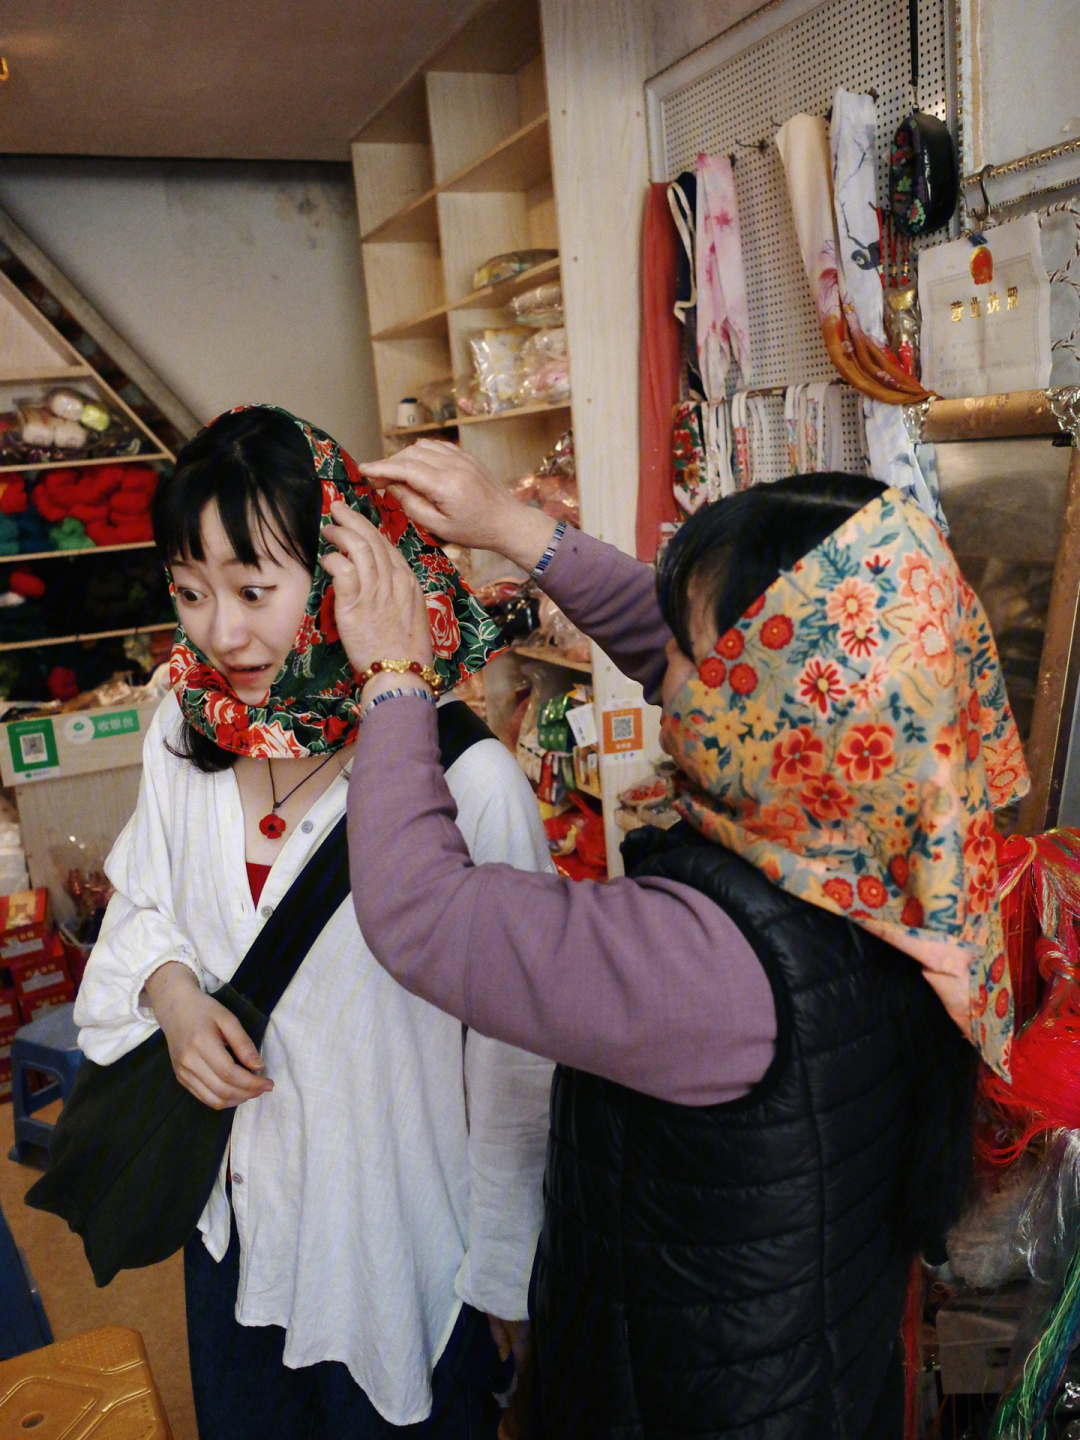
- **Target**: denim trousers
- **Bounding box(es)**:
[184,1219,504,1440]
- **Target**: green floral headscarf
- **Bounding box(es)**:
[168,406,505,757]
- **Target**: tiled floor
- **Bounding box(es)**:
[0,1099,197,1440]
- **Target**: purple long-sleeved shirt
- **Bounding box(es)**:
[348,529,776,1106]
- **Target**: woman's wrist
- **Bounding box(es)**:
[497,505,560,573]
[360,671,433,708]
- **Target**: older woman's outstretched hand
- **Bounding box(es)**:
[359,439,558,572]
[322,502,434,698]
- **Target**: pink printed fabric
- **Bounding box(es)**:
[661,487,1030,1077]
[695,154,751,402]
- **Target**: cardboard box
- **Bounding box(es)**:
[13,936,71,1023]
[0,1055,11,1103]
[0,887,52,963]
[0,701,159,787]
[0,985,19,1033]
[20,983,74,1026]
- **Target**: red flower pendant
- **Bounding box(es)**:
[259,813,287,840]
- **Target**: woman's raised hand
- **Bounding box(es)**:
[144,961,273,1110]
[322,501,434,692]
[359,440,558,572]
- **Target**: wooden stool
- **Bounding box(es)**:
[0,1325,172,1437]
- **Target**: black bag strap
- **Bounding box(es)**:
[227,699,494,1019]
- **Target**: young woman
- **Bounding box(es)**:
[73,409,554,1440]
[321,441,1029,1440]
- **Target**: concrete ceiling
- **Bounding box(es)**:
[0,0,516,161]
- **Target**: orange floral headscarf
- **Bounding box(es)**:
[662,487,1029,1077]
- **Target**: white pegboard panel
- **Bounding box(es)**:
[747,386,868,484]
[654,0,950,390]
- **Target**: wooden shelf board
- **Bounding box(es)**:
[372,305,451,343]
[361,189,439,245]
[0,451,168,475]
[441,115,551,194]
[0,366,95,384]
[513,643,592,674]
[448,257,560,313]
[373,257,561,346]
[0,621,174,653]
[458,401,570,426]
[385,419,460,439]
[361,114,552,243]
[0,541,156,564]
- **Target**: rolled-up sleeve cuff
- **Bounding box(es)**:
[130,946,205,1022]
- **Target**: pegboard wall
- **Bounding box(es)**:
[653,0,950,404]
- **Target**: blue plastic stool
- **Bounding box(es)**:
[8,1002,82,1165]
[0,1199,50,1358]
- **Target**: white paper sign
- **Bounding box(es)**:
[919,214,1051,398]
[566,703,598,749]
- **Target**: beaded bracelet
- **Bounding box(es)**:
[360,686,438,722]
[358,657,442,694]
[531,520,567,580]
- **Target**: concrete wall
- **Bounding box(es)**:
[0,158,381,461]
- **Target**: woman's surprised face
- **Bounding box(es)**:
[171,501,313,705]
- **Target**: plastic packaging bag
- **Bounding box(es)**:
[509,282,564,327]
[516,327,569,406]
[471,250,557,290]
[415,377,457,424]
[511,470,579,528]
[469,329,528,413]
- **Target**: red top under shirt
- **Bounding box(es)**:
[246,862,272,907]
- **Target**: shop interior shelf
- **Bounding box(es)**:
[385,419,460,440]
[0,451,169,475]
[0,620,174,653]
[361,190,440,245]
[372,257,560,344]
[513,643,592,673]
[0,366,95,384]
[448,256,560,312]
[457,400,570,426]
[440,115,551,194]
[361,114,551,243]
[0,541,156,564]
[372,305,451,343]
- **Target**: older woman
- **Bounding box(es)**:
[323,441,1026,1440]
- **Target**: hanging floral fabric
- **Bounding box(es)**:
[695,153,751,401]
[637,183,683,560]
[169,406,505,759]
[661,485,1028,1077]
[775,114,931,406]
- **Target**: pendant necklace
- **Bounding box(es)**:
[258,753,341,839]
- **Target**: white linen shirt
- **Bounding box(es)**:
[74,695,555,1426]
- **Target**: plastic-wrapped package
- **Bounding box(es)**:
[535,594,590,663]
[469,329,528,413]
[415,377,457,424]
[509,282,564,327]
[516,327,570,406]
[511,469,579,528]
[471,250,557,290]
[474,576,539,643]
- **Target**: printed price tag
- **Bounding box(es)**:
[567,703,598,749]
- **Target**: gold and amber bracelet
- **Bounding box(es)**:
[358,658,442,695]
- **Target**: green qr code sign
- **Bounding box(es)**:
[92,709,140,739]
[8,718,59,775]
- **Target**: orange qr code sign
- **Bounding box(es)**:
[601,707,643,756]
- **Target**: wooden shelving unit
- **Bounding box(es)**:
[352,0,590,822]
[352,11,568,538]
[0,621,173,655]
[0,263,178,676]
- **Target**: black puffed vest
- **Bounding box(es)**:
[532,824,958,1440]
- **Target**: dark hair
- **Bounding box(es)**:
[657,473,887,656]
[151,407,322,773]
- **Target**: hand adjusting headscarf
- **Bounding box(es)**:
[168,406,505,758]
[662,486,1029,1077]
